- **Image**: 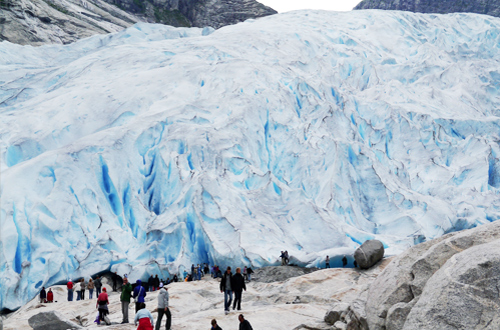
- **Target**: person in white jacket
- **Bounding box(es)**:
[134,303,154,330]
[155,283,171,330]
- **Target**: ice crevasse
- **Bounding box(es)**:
[2,10,500,310]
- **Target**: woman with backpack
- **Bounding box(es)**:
[96,287,110,325]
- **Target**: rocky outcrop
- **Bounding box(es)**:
[364,220,500,330]
[253,265,319,283]
[28,311,83,330]
[0,0,276,46]
[354,240,384,269]
[0,0,142,45]
[354,0,500,18]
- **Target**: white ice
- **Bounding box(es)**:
[2,10,500,311]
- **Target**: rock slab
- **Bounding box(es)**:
[28,311,83,330]
[354,240,384,269]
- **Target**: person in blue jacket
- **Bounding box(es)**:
[133,279,147,313]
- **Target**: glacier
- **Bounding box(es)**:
[2,9,500,311]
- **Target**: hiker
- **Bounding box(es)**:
[220,266,233,314]
[204,263,209,275]
[173,274,178,282]
[113,272,122,292]
[88,278,95,299]
[148,275,155,292]
[238,314,253,330]
[47,288,54,302]
[280,251,285,265]
[67,279,73,301]
[246,267,253,282]
[39,287,47,303]
[353,259,358,268]
[155,283,171,330]
[284,251,289,265]
[133,279,147,313]
[232,267,246,311]
[211,319,223,330]
[134,302,154,330]
[342,255,348,268]
[94,276,102,296]
[153,275,160,291]
[243,266,248,281]
[80,278,86,300]
[325,255,330,268]
[96,287,110,325]
[121,277,133,324]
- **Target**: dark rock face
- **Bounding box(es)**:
[252,266,318,283]
[28,311,83,330]
[354,240,384,269]
[354,0,500,18]
[0,0,276,46]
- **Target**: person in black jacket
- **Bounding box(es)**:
[148,275,154,291]
[232,268,246,311]
[220,267,233,314]
[153,275,160,291]
[39,287,47,303]
[211,318,223,330]
[238,314,253,330]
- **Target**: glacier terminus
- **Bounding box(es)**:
[2,9,500,311]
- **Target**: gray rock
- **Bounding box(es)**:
[334,321,347,330]
[354,240,384,269]
[403,240,500,330]
[0,0,276,46]
[354,0,500,18]
[325,303,350,325]
[252,266,319,283]
[28,311,83,330]
[365,220,500,330]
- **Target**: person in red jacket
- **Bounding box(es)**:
[67,280,74,301]
[47,288,54,302]
[96,287,110,325]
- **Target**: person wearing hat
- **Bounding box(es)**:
[155,283,171,330]
[121,277,133,323]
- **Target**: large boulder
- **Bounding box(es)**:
[354,240,384,269]
[28,311,83,330]
[365,220,500,330]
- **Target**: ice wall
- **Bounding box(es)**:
[2,10,500,310]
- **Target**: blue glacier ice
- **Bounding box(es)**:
[2,10,500,311]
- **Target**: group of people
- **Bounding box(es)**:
[39,287,54,303]
[279,251,290,265]
[211,315,253,330]
[324,255,356,268]
[66,276,103,301]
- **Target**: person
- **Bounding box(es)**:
[280,251,285,265]
[220,266,233,314]
[80,278,86,300]
[97,287,110,325]
[121,277,133,324]
[211,319,223,330]
[342,255,348,268]
[191,264,195,277]
[88,278,95,299]
[173,274,178,282]
[39,287,47,303]
[204,263,209,275]
[325,255,330,268]
[148,275,155,292]
[247,267,253,282]
[243,266,248,281]
[284,251,289,265]
[47,288,54,302]
[238,314,253,330]
[183,270,188,281]
[113,271,122,292]
[134,303,154,330]
[197,265,202,281]
[67,279,74,301]
[153,275,160,291]
[133,279,147,313]
[232,267,246,311]
[353,259,358,268]
[155,283,171,330]
[94,276,102,296]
